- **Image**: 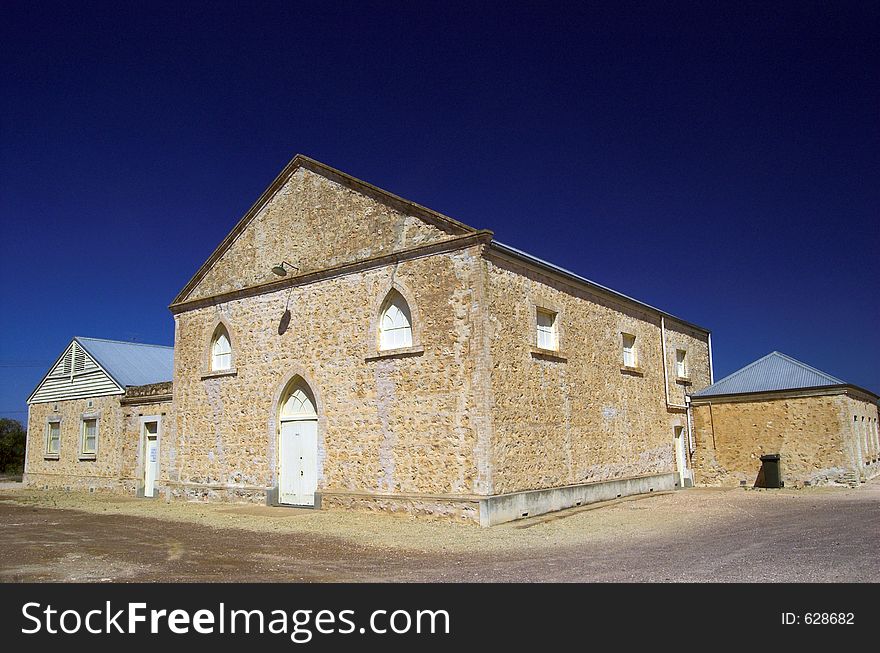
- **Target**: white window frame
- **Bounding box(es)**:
[675,349,688,378]
[211,328,233,371]
[622,333,637,368]
[46,420,61,458]
[80,417,98,459]
[535,308,559,351]
[378,293,413,351]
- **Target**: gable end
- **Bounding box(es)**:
[171,155,478,306]
[28,340,124,404]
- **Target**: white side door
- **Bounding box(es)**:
[280,419,317,506]
[144,421,159,497]
[674,426,687,487]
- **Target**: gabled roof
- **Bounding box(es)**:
[28,337,175,404]
[692,351,875,399]
[74,337,173,388]
[169,154,711,334]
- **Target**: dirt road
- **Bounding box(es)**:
[1,481,877,582]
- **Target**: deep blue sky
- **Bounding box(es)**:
[1,1,878,421]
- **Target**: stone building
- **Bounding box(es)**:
[690,351,880,488]
[25,337,173,495]
[167,155,712,524]
[26,155,714,525]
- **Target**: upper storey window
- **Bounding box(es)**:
[622,333,638,368]
[378,291,413,351]
[675,349,688,378]
[211,326,232,371]
[536,309,558,351]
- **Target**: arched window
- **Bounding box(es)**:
[211,325,232,371]
[378,291,413,350]
[280,384,317,420]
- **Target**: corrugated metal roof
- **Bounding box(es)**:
[692,351,845,397]
[74,337,174,388]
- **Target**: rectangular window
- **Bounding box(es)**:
[675,349,687,377]
[536,309,558,351]
[46,421,60,456]
[622,333,637,367]
[81,418,97,457]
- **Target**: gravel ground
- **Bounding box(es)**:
[0,480,877,582]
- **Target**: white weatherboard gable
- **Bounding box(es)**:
[27,340,124,404]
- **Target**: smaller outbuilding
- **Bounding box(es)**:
[25,337,174,496]
[689,351,879,487]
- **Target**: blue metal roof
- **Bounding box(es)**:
[692,351,846,398]
[75,337,174,387]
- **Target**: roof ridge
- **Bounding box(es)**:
[75,336,173,350]
[692,350,863,398]
[702,351,778,389]
[769,351,844,384]
[74,336,174,389]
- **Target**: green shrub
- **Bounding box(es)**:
[0,418,27,474]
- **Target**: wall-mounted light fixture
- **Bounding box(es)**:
[271,261,299,277]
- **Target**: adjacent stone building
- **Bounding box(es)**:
[690,351,880,488]
[25,337,173,495]
[26,155,714,525]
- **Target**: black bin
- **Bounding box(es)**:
[759,453,783,488]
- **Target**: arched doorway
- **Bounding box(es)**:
[278,378,318,506]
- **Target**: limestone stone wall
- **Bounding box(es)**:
[691,392,879,487]
[321,492,480,522]
[482,252,711,495]
[171,246,488,505]
[182,167,461,303]
[25,395,125,491]
[25,390,177,495]
[663,320,711,406]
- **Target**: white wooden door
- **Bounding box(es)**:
[674,426,687,487]
[144,423,159,497]
[280,419,317,506]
